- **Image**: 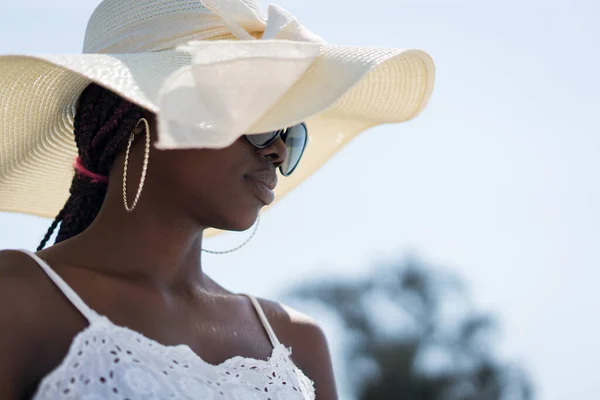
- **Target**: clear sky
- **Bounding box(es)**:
[1,0,599,399]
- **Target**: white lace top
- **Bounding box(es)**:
[22,251,315,400]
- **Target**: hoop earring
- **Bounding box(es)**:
[123,118,150,212]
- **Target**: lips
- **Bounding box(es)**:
[244,170,278,205]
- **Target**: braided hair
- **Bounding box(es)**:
[37,83,145,250]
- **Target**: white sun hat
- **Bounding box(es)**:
[0,0,435,232]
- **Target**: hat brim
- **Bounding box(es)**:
[0,42,434,237]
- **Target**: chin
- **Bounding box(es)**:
[208,207,259,233]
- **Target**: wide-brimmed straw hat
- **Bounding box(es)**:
[0,0,435,235]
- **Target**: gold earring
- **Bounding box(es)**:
[123,118,150,212]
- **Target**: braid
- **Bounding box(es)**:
[36,206,66,251]
[37,83,145,249]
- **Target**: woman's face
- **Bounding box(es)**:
[127,113,288,232]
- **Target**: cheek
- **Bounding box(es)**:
[151,145,261,229]
[155,152,238,198]
[191,170,262,231]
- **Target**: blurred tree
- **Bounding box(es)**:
[288,255,534,400]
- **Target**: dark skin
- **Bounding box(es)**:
[0,113,338,399]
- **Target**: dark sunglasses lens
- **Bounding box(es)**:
[281,124,307,176]
[247,130,281,147]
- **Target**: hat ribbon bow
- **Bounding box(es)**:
[155,1,324,149]
[201,0,324,43]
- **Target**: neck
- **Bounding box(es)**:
[67,179,208,291]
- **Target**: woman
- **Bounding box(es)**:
[0,0,434,398]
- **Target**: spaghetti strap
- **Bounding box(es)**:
[240,293,281,348]
[19,249,100,324]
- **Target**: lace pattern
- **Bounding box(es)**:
[33,316,315,400]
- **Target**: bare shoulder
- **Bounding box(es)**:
[0,249,51,328]
[0,249,53,397]
[0,249,59,317]
[256,297,339,400]
[0,250,83,398]
[256,296,319,329]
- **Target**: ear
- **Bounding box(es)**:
[132,118,148,135]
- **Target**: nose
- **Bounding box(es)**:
[255,137,288,168]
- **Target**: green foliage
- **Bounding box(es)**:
[288,255,534,400]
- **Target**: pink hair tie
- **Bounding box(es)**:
[73,157,109,184]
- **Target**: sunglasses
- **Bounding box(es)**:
[245,123,308,176]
